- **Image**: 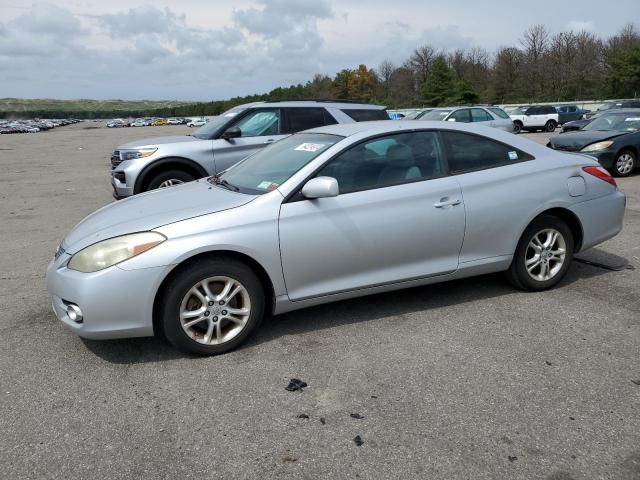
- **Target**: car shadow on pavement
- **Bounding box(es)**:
[82,248,629,364]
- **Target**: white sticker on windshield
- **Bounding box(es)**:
[508,151,518,160]
[257,181,279,191]
[294,143,327,152]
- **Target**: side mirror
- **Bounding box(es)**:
[221,126,241,140]
[447,118,457,122]
[301,176,339,199]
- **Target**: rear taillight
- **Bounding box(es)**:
[582,166,617,187]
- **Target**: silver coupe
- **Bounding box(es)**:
[47,121,626,355]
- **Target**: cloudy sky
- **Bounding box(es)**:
[1,0,638,101]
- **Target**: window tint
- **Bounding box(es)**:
[341,109,389,121]
[442,131,532,173]
[284,108,336,133]
[316,131,444,194]
[449,109,471,122]
[544,106,556,114]
[233,109,280,137]
[488,107,510,119]
[526,107,539,115]
[471,108,492,122]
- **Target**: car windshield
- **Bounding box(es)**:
[192,107,245,139]
[488,107,510,119]
[420,109,452,120]
[404,110,430,120]
[214,133,343,195]
[583,114,640,132]
[506,107,525,115]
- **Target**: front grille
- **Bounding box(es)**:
[110,150,122,169]
[54,244,65,260]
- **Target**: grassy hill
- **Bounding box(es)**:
[0,98,194,114]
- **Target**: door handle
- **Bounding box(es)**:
[434,197,461,208]
[263,139,275,144]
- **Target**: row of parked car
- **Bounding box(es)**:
[397,100,640,135]
[0,118,82,134]
[106,117,207,128]
[108,99,639,205]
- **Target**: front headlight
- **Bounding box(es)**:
[68,232,166,273]
[581,141,613,152]
[119,148,157,161]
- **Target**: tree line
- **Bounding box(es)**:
[2,23,639,119]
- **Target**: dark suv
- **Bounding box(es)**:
[110,100,389,198]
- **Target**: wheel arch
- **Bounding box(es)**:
[134,157,209,194]
[518,207,584,253]
[152,250,276,337]
[615,144,638,160]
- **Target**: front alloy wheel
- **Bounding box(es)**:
[179,276,251,345]
[613,150,636,177]
[159,179,185,188]
[160,259,265,355]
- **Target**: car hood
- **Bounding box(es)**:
[62,180,255,253]
[549,130,624,150]
[118,135,200,149]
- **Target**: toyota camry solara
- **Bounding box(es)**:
[47,121,626,355]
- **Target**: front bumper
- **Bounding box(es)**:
[583,150,616,170]
[46,256,170,339]
[111,173,133,199]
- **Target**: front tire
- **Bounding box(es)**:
[513,121,523,134]
[545,120,557,132]
[506,215,574,291]
[612,149,636,177]
[147,169,196,191]
[160,259,265,355]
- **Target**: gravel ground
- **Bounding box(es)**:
[1,123,639,480]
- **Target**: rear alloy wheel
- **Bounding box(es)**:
[613,150,636,177]
[147,169,196,191]
[506,215,574,291]
[545,121,557,132]
[160,259,265,355]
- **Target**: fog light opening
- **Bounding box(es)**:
[66,304,83,323]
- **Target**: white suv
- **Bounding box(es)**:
[509,105,559,133]
[110,100,389,199]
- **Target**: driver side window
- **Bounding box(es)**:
[233,109,281,137]
[316,131,444,195]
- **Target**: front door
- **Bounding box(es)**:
[278,130,466,301]
[212,108,289,173]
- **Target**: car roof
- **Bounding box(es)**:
[235,100,386,110]
[305,120,549,153]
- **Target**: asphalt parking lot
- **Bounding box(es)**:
[1,123,639,479]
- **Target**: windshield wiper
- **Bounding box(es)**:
[209,175,239,192]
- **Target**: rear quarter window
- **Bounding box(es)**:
[341,109,389,122]
[442,131,534,173]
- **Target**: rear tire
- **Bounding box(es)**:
[160,259,265,355]
[147,169,196,191]
[545,120,557,132]
[612,149,636,177]
[506,215,574,291]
